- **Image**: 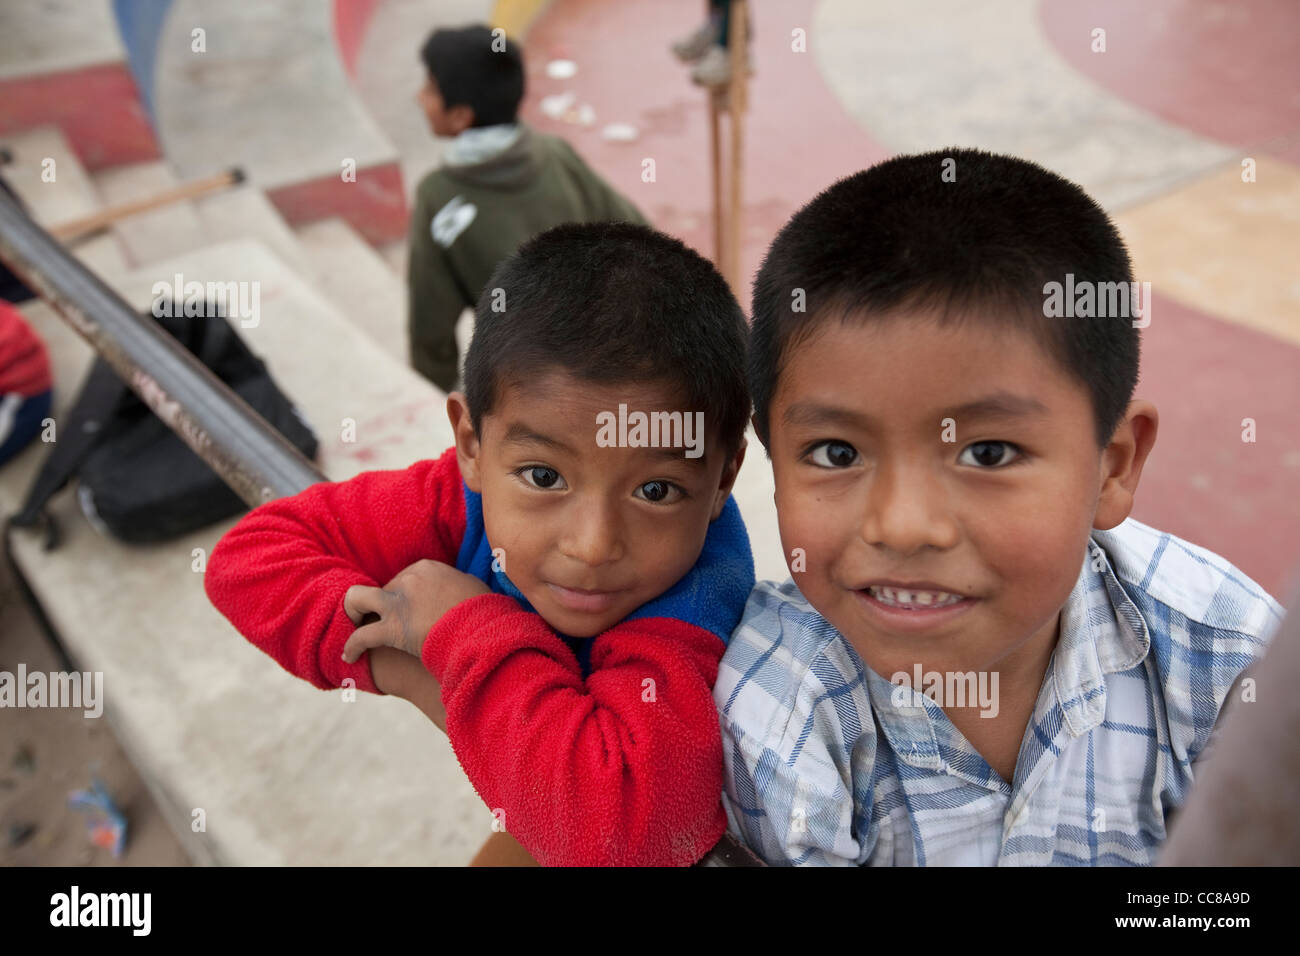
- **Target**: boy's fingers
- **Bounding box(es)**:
[342,621,388,664]
[343,585,387,626]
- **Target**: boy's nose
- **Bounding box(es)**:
[559,501,626,568]
[858,458,959,556]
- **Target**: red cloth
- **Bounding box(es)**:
[0,300,52,396]
[204,447,727,866]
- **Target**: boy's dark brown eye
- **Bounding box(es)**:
[640,481,668,501]
[530,467,558,488]
[808,440,857,468]
[964,441,1016,467]
[827,442,856,467]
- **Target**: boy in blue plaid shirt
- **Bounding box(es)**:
[717,149,1286,865]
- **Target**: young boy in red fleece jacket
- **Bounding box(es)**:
[203,222,755,866]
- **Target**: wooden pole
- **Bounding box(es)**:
[49,168,245,244]
[725,0,747,296]
[709,89,724,268]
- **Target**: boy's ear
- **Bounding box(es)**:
[446,391,483,493]
[447,103,476,135]
[711,436,748,520]
[1093,399,1159,531]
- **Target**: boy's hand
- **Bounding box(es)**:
[342,560,491,663]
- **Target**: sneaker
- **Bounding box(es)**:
[689,43,754,88]
[671,21,719,62]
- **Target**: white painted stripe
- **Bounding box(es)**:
[811,0,1234,210]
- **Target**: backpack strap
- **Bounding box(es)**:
[7,358,129,549]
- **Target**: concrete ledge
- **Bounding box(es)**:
[295,217,405,360]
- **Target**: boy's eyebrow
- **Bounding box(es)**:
[782,392,1050,430]
[946,392,1050,421]
[644,446,708,466]
[502,423,577,456]
[782,402,870,430]
[502,424,710,464]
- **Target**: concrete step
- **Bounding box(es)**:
[377,238,407,277]
[194,184,312,277]
[0,124,128,276]
[91,161,314,292]
[91,161,207,267]
[2,125,106,225]
[2,238,481,866]
[369,236,481,390]
[0,0,123,81]
[294,218,405,362]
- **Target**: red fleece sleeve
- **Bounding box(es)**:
[203,448,466,693]
[422,594,728,866]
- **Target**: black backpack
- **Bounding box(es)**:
[8,303,318,547]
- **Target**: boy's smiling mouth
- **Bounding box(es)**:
[852,579,980,632]
[866,582,965,608]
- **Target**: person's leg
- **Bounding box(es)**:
[673,2,727,62]
[690,2,753,87]
[469,830,540,866]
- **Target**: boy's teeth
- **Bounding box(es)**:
[870,586,963,608]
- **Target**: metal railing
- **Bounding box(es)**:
[0,187,319,506]
[0,185,764,868]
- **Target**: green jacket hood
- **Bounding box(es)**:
[440,124,544,190]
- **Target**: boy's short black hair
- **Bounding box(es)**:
[464,222,750,457]
[750,148,1140,447]
[420,25,524,127]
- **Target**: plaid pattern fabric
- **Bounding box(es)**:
[715,517,1286,866]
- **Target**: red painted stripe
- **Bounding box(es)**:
[1132,294,1300,598]
[1040,0,1300,152]
[0,62,160,170]
[266,162,408,244]
[334,0,385,80]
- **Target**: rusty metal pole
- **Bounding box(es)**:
[0,185,322,507]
